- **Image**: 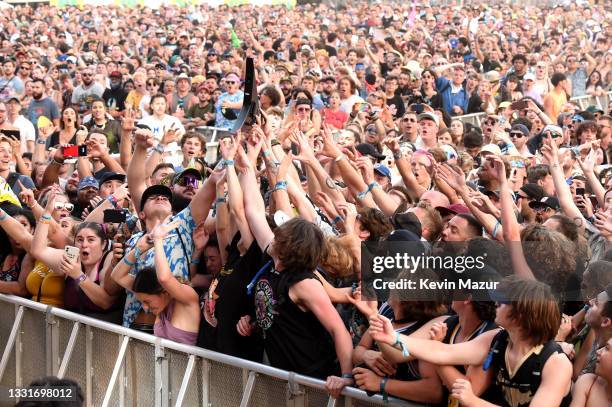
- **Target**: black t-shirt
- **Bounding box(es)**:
[386,93,406,119]
[102,87,127,112]
[198,233,263,362]
[252,251,338,378]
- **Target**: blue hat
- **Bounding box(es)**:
[77,176,99,191]
[374,164,392,180]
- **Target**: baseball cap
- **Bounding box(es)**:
[66,56,77,64]
[417,112,439,126]
[391,211,422,237]
[140,185,173,211]
[176,73,191,83]
[529,196,560,211]
[172,168,202,185]
[109,71,122,78]
[523,72,536,81]
[97,172,126,186]
[498,101,512,110]
[478,144,502,156]
[541,124,563,137]
[355,143,386,162]
[5,97,20,104]
[510,124,530,138]
[519,184,545,201]
[77,176,99,191]
[321,76,336,83]
[373,164,392,181]
[192,75,205,85]
[585,105,604,115]
[436,204,470,217]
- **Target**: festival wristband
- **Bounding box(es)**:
[122,257,136,267]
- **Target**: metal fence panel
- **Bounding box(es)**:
[167,349,202,406]
[58,318,87,392]
[250,373,287,407]
[90,327,122,406]
[19,308,46,384]
[124,339,157,407]
[209,360,244,406]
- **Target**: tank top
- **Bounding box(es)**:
[253,253,338,379]
[154,300,198,345]
[548,89,567,120]
[63,252,123,322]
[488,330,571,407]
[25,261,65,308]
[442,316,498,407]
[0,253,23,282]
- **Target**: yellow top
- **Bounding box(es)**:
[548,89,567,120]
[25,260,65,308]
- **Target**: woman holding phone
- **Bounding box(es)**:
[30,194,124,321]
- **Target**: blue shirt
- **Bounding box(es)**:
[215,91,244,130]
[436,76,469,116]
[122,205,196,327]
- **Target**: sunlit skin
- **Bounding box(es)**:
[74,228,104,268]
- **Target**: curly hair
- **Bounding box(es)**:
[319,236,355,279]
[357,207,393,241]
[272,217,326,272]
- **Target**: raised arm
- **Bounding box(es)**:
[239,146,274,252]
[30,194,66,272]
[0,207,33,251]
[541,140,585,233]
[127,128,155,212]
[152,220,199,305]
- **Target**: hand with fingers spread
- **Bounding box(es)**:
[219,137,238,161]
[467,190,497,215]
[292,131,317,165]
[436,163,467,192]
[319,124,343,159]
[38,123,55,142]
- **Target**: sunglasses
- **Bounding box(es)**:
[402,117,417,123]
[533,205,553,213]
[54,202,75,211]
[509,132,525,138]
[225,81,237,85]
[20,66,31,70]
[484,120,496,126]
[176,176,200,188]
[544,131,562,139]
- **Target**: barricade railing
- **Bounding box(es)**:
[0,294,422,407]
[453,91,611,127]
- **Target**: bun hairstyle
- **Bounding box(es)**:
[132,267,164,294]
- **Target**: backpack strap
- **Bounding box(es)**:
[6,172,20,190]
[530,340,562,395]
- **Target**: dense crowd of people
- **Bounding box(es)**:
[0,1,611,405]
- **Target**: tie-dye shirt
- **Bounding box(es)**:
[122,206,196,327]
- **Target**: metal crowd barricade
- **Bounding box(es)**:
[569,91,611,111]
[194,126,228,165]
[0,294,422,407]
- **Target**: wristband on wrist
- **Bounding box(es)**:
[191,257,201,265]
[357,182,378,200]
[222,159,235,167]
[393,151,403,160]
[154,144,165,154]
[341,373,354,379]
[334,154,346,163]
[262,149,271,158]
[272,180,287,192]
[36,139,47,145]
[134,247,142,260]
[41,214,52,221]
[271,139,281,147]
[0,212,6,221]
[75,274,87,285]
[215,197,227,204]
[107,195,119,208]
[380,377,388,402]
[394,332,410,357]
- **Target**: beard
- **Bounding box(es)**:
[32,91,43,100]
[172,194,192,213]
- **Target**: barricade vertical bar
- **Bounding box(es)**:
[101,335,130,407]
[57,322,80,379]
[239,371,257,407]
[201,358,210,407]
[174,354,196,407]
[85,326,93,407]
[326,396,338,407]
[45,310,60,376]
[119,340,126,407]
[344,396,354,407]
[15,304,22,387]
[155,343,169,407]
[0,305,24,382]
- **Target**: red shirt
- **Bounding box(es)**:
[322,108,348,130]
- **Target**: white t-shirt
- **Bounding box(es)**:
[340,94,364,114]
[137,114,186,167]
[8,115,35,152]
